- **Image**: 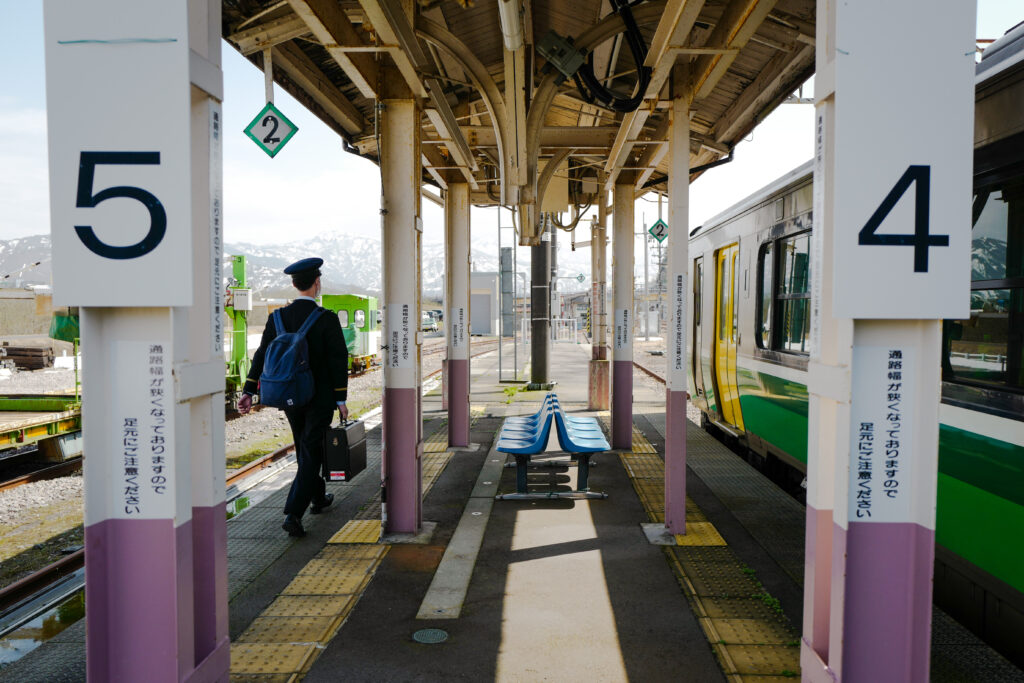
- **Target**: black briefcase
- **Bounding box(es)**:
[323,419,366,482]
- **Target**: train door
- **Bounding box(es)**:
[714,244,744,429]
[692,257,708,408]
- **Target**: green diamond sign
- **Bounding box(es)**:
[577,273,586,282]
[648,219,668,243]
[244,102,298,158]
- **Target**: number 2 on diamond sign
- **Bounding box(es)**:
[244,103,298,158]
[44,0,193,307]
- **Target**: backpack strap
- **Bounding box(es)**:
[272,308,285,335]
[295,306,325,339]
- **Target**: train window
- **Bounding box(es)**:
[337,310,349,327]
[756,231,811,354]
[757,242,773,348]
[354,310,365,328]
[777,233,810,353]
[718,252,731,341]
[944,176,1024,393]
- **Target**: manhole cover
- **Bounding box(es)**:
[412,628,449,644]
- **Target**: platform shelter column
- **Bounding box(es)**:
[44,1,228,680]
[445,182,470,446]
[803,1,976,680]
[664,71,689,534]
[381,89,424,534]
[530,217,551,386]
[588,189,610,410]
[611,182,634,449]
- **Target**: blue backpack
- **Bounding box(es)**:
[259,307,325,410]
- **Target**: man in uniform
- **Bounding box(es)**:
[237,257,349,537]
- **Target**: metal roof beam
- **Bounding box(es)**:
[361,0,478,185]
[456,126,619,148]
[692,0,780,100]
[273,42,365,134]
[603,0,705,191]
[713,43,814,143]
[229,14,310,55]
[288,0,380,99]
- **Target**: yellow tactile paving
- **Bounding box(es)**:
[230,643,317,675]
[315,544,386,561]
[237,616,338,644]
[327,519,381,544]
[229,674,298,683]
[261,595,356,618]
[282,573,370,596]
[674,522,727,547]
[298,557,376,578]
[621,420,801,680]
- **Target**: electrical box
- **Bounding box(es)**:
[538,30,586,80]
[230,288,253,311]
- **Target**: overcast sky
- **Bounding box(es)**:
[1,2,1020,253]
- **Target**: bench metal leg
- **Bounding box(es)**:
[515,454,529,494]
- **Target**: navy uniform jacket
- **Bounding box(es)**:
[244,299,348,411]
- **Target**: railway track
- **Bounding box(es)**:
[633,359,666,384]
[0,454,82,494]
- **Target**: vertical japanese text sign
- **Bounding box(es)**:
[832,1,975,319]
[45,0,193,307]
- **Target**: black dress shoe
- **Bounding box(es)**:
[282,514,305,537]
[310,493,334,514]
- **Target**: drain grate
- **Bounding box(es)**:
[412,628,449,644]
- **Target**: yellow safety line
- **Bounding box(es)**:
[231,423,458,679]
[622,426,801,680]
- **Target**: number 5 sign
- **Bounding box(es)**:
[831,0,975,319]
[44,0,193,307]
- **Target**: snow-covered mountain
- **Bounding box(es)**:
[0,233,593,298]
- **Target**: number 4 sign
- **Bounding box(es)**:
[244,103,298,158]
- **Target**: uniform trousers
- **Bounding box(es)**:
[283,404,334,517]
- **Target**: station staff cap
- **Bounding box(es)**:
[283,257,323,276]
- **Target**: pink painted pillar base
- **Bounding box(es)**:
[86,518,194,682]
[191,503,229,673]
[384,387,422,533]
[841,522,935,682]
[802,504,833,663]
[664,389,687,533]
[588,359,609,411]
[611,360,632,449]
[447,358,470,447]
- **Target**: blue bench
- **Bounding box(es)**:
[495,394,609,500]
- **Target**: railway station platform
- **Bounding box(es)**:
[5,344,1023,682]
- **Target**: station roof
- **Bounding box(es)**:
[223,0,815,238]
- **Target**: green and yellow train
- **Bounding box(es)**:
[321,293,382,372]
[688,25,1024,663]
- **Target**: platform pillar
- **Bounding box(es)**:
[611,182,634,449]
[188,6,229,673]
[664,71,689,534]
[445,182,470,446]
[588,188,609,410]
[380,88,424,534]
[530,217,551,386]
[803,1,975,681]
[45,1,228,680]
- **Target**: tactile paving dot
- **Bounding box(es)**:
[315,544,387,561]
[237,616,337,644]
[708,618,796,645]
[282,572,369,596]
[722,644,800,675]
[671,545,737,565]
[228,674,296,683]
[262,595,356,618]
[699,597,781,620]
[230,643,316,674]
[328,519,381,544]
[683,562,762,597]
[298,557,375,579]
[674,522,727,546]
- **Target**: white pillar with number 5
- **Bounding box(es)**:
[44,0,228,679]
